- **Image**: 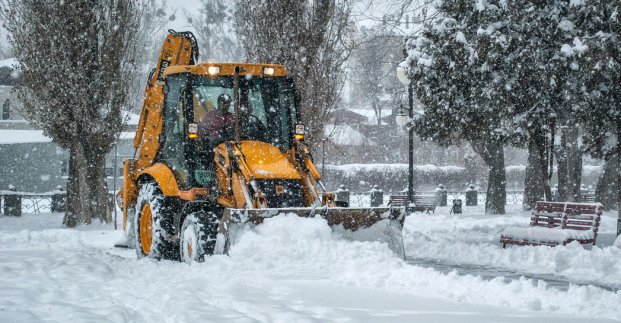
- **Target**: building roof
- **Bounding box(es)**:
[330,109,368,125]
[324,124,375,146]
[0,129,135,145]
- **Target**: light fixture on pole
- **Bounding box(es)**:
[397,63,414,212]
[395,105,409,128]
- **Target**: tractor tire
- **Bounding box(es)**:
[134,182,180,260]
[179,211,220,263]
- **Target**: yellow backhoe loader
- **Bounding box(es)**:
[117,30,405,262]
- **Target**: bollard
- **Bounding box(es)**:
[4,185,21,216]
[51,185,67,213]
[451,199,462,214]
[435,184,448,207]
[370,185,383,207]
[465,184,477,206]
[335,184,350,207]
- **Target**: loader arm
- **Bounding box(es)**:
[120,30,198,231]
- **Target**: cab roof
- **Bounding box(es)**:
[163,62,288,77]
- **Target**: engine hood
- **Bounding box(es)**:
[239,140,302,180]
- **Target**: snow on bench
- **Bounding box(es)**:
[500,201,603,248]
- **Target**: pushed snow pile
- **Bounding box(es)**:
[229,214,397,275]
[501,226,594,243]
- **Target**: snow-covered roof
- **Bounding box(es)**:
[0,130,135,145]
[0,130,51,144]
[0,58,20,69]
[123,112,140,125]
[324,124,373,146]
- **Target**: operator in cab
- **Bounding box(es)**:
[199,94,235,145]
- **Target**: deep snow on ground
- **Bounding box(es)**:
[0,208,620,322]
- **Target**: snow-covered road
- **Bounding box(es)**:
[1,208,620,322]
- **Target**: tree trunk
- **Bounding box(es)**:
[523,139,545,209]
[557,130,568,201]
[595,156,619,210]
[566,127,582,202]
[62,141,111,227]
[63,145,80,227]
[533,125,552,201]
[85,146,112,224]
[472,138,506,214]
[617,120,621,236]
[484,139,506,215]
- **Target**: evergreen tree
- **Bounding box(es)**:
[580,1,621,222]
[403,0,511,214]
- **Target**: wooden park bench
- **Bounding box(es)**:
[388,195,436,214]
[500,201,603,248]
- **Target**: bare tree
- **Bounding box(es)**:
[1,0,144,227]
[235,0,352,146]
[186,0,240,61]
[127,0,171,109]
[349,27,406,125]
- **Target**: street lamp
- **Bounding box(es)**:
[396,64,414,211]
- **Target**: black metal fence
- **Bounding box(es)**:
[0,189,73,215]
[0,188,596,215]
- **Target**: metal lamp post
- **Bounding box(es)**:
[396,65,414,211]
[322,138,327,177]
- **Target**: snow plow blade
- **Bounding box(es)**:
[216,207,406,257]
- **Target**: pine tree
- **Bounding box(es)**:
[403,0,511,214]
[580,1,621,225]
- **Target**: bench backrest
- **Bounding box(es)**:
[389,195,408,207]
[531,201,603,233]
[389,195,436,207]
[413,195,436,205]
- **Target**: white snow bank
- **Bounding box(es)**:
[1,212,620,321]
[404,205,621,289]
[501,226,594,243]
[327,163,466,177]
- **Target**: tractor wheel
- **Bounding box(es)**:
[134,181,180,260]
[179,211,220,263]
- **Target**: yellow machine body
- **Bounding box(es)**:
[118,31,405,258]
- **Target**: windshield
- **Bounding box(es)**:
[190,75,297,149]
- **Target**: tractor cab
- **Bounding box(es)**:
[159,63,300,193]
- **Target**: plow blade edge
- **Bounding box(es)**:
[215,207,406,258]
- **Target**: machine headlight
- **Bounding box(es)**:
[188,123,199,139]
[207,66,220,75]
[294,124,305,140]
[263,67,275,75]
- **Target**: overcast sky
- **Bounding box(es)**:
[166,0,201,32]
[164,0,425,35]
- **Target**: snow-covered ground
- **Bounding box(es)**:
[1,206,620,322]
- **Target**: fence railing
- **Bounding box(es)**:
[1,189,595,215]
[0,190,60,215]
